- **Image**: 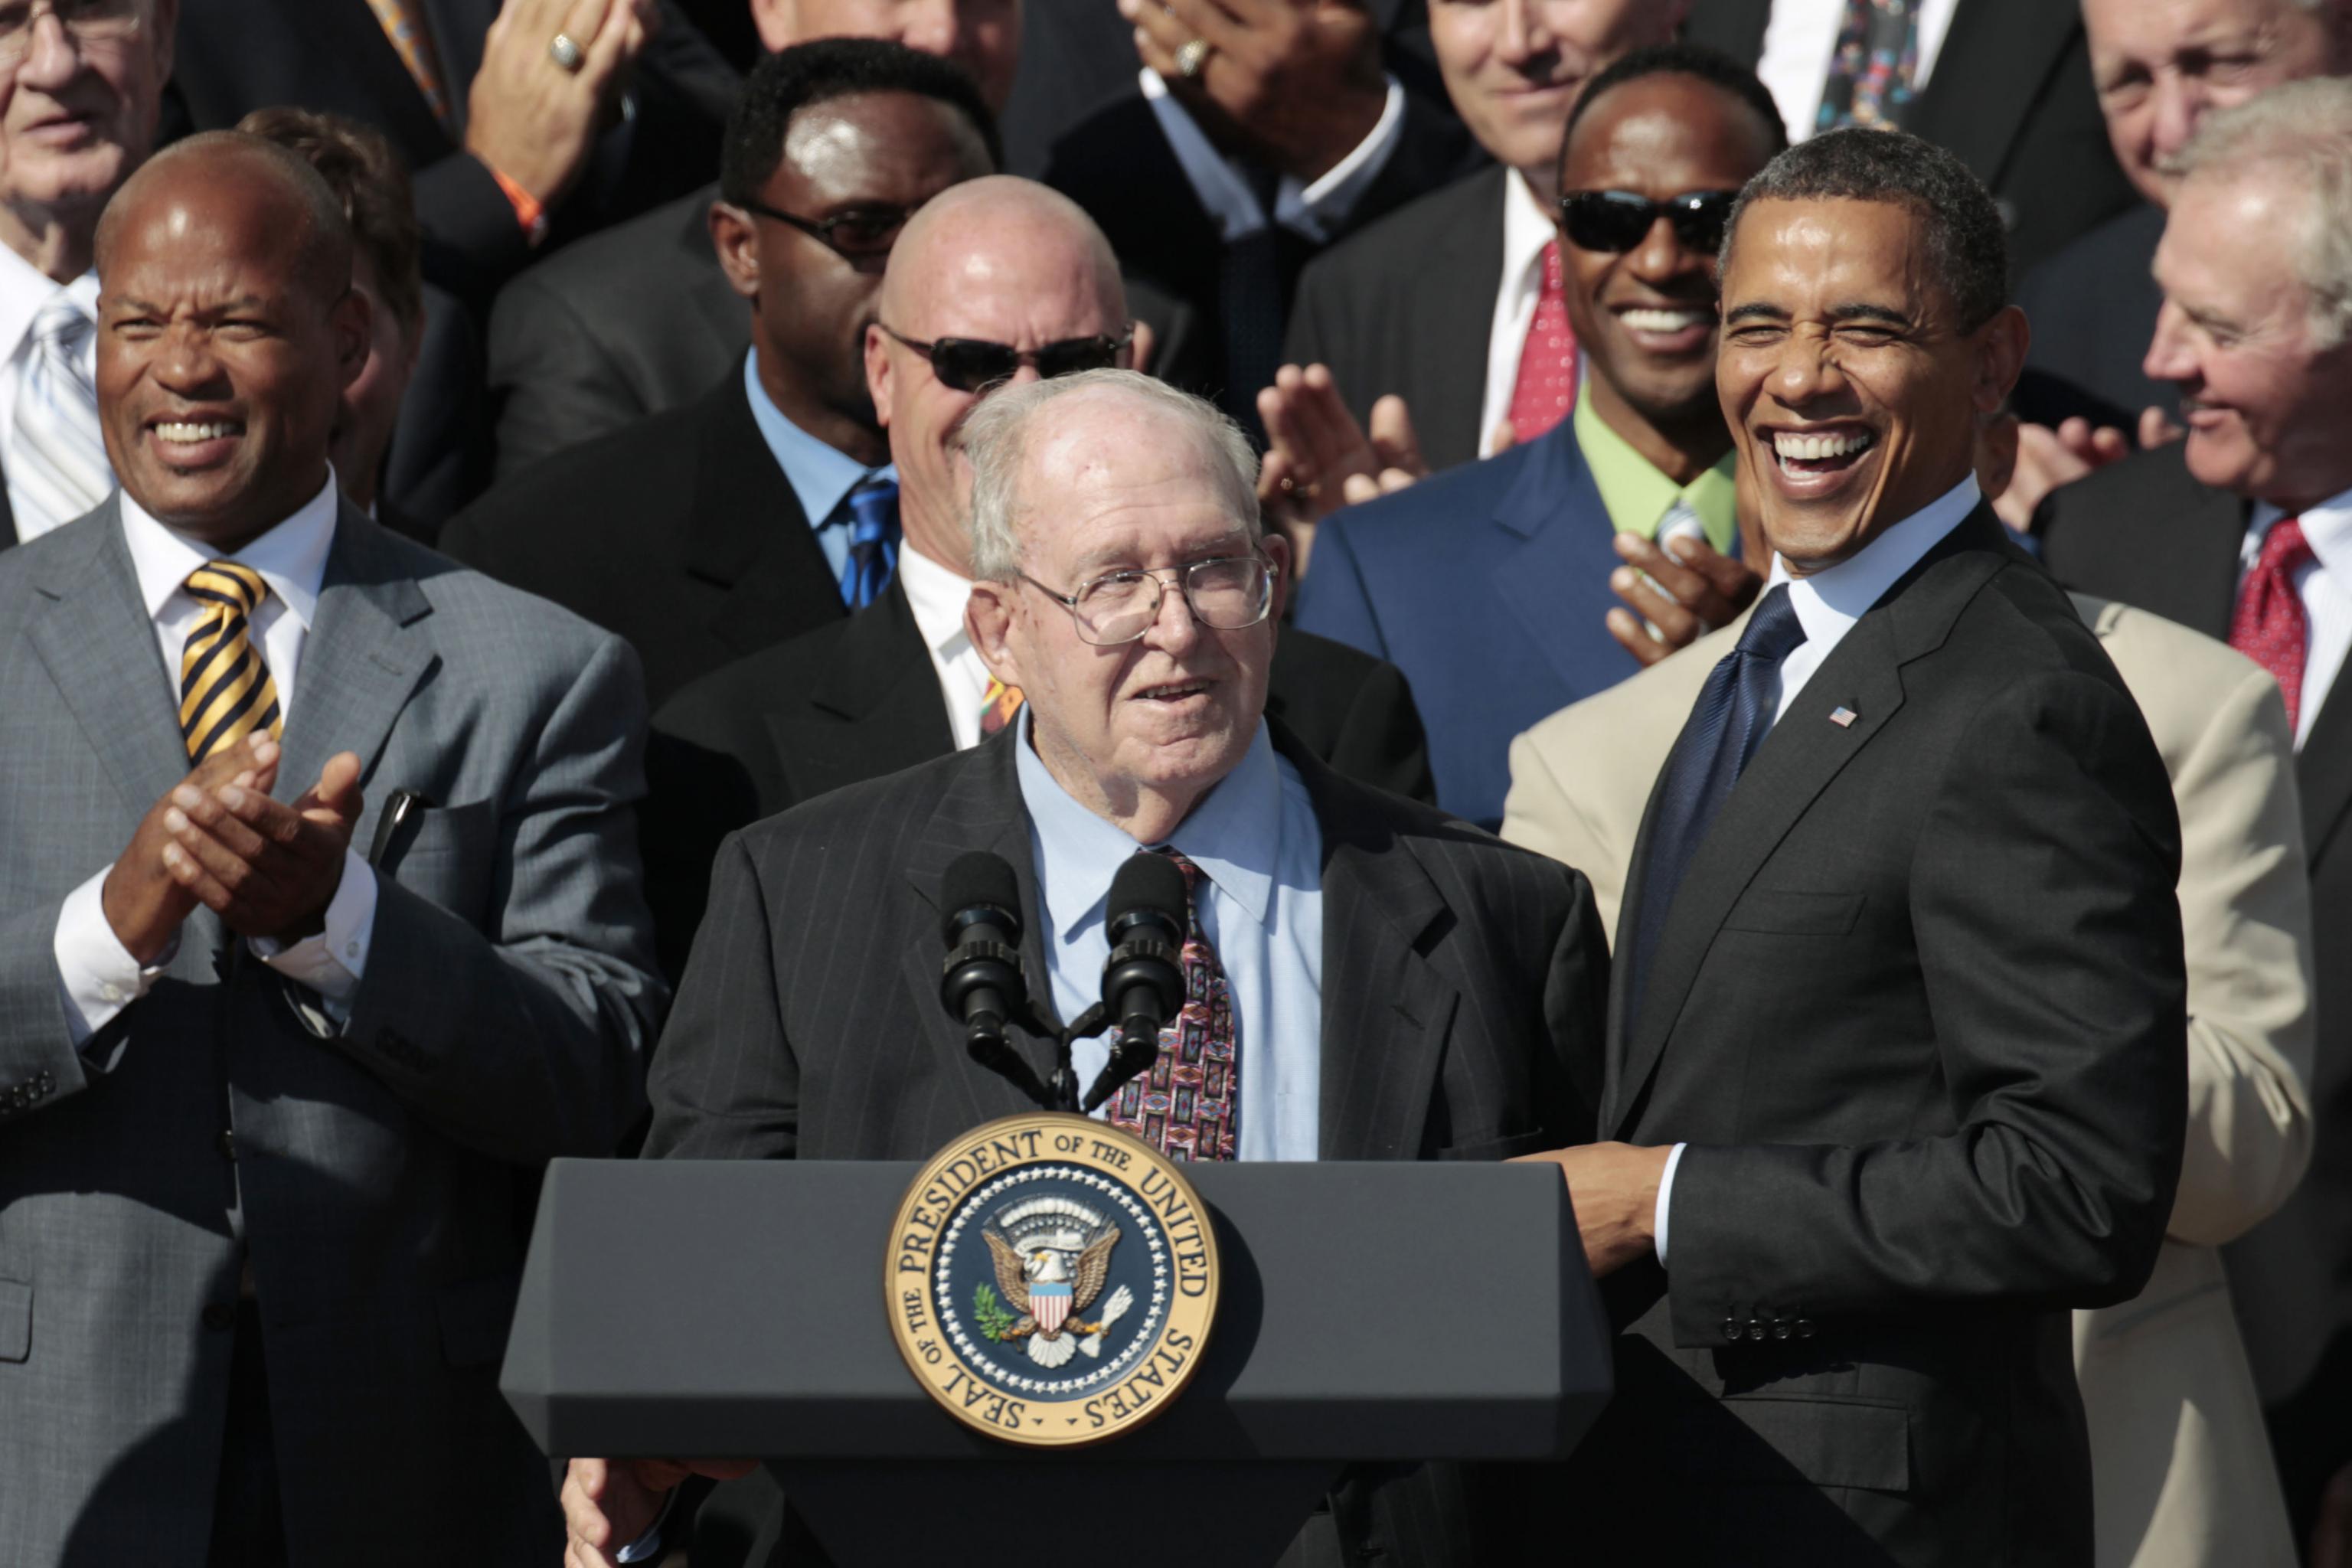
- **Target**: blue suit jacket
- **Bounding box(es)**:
[1295,421,1639,828]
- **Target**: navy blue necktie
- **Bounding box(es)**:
[1623,584,1808,1037]
[843,475,900,609]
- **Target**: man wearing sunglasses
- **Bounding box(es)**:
[1294,45,1785,830]
[642,175,1433,975]
[567,369,1604,1566]
[443,39,998,709]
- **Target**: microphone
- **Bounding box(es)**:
[1082,854,1187,1112]
[939,851,1049,1108]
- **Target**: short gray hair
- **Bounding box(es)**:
[2175,77,2352,348]
[961,370,1261,583]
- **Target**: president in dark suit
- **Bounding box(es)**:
[1295,49,1785,828]
[1536,129,2184,1566]
[439,40,999,707]
[560,370,1607,1566]
[644,171,1434,973]
[2036,77,2352,1551]
[0,134,663,1566]
[1681,0,2135,276]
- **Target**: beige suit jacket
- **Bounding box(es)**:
[1504,593,2312,1568]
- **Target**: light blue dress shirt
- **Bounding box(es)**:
[1012,717,1325,1161]
[741,348,894,584]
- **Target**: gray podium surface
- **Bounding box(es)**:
[502,1158,1612,1465]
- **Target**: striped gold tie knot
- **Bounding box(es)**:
[179,560,283,764]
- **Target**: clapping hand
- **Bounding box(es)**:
[466,0,658,212]
[1256,363,1428,575]
[1987,407,2184,534]
[1606,532,1762,667]
[154,745,366,946]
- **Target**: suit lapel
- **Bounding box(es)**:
[1292,737,1459,1160]
[278,509,434,802]
[777,583,956,802]
[1488,423,1637,694]
[2298,688,2352,863]
[1414,169,1511,467]
[24,501,189,814]
[1605,514,2012,1136]
[898,733,1068,1129]
[1907,0,2076,182]
[682,364,846,659]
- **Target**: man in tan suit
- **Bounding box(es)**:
[1504,591,2312,1568]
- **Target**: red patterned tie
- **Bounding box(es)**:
[1505,238,1578,446]
[1107,850,1237,1162]
[2230,516,2314,730]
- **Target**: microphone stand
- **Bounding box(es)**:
[988,1001,1151,1117]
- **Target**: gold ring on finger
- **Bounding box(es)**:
[1175,38,1212,80]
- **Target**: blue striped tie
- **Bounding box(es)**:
[843,475,900,609]
[11,292,113,539]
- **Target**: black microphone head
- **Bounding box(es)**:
[1107,851,1188,942]
[942,851,1023,946]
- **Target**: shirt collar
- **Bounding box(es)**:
[0,245,96,365]
[1501,169,1556,287]
[896,541,973,657]
[1014,713,1283,942]
[1767,475,1981,648]
[2249,485,2352,573]
[743,349,891,529]
[121,467,341,630]
[1572,392,1740,551]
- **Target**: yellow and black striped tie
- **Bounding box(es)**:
[179,561,283,764]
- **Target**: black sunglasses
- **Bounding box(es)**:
[1558,190,1740,255]
[736,198,916,260]
[875,323,1134,393]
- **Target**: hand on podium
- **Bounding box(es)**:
[562,1455,757,1566]
[1512,1143,1672,1278]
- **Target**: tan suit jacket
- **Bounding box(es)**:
[1504,593,2311,1568]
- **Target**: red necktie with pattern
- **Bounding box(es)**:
[2230,516,2315,730]
[1505,238,1578,446]
[1107,849,1238,1162]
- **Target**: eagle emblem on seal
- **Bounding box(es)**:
[975,1196,1136,1368]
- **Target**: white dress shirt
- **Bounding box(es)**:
[1475,172,1564,459]
[1015,716,1325,1161]
[1137,67,1408,244]
[897,543,995,751]
[2243,488,2352,750]
[1756,0,1962,145]
[1654,474,1980,1265]
[51,471,380,1043]
[0,244,104,541]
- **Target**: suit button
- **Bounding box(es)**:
[1773,1320,1791,1339]
[217,1131,238,1161]
[1723,1318,1743,1341]
[1797,1318,1815,1338]
[201,1303,236,1331]
[1747,1318,1764,1339]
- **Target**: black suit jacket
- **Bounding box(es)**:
[642,580,1436,975]
[642,720,1606,1564]
[1568,509,2185,1565]
[2015,202,2174,430]
[1283,166,1508,474]
[1041,90,1482,416]
[1682,0,2135,275]
[438,359,844,708]
[2038,447,2352,1538]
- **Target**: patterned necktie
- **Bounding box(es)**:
[978,678,1024,739]
[1817,0,1920,131]
[1506,238,1578,447]
[2230,517,2314,730]
[1108,849,1239,1162]
[11,292,113,541]
[1622,585,1807,1035]
[843,476,900,609]
[180,562,283,764]
[364,0,452,127]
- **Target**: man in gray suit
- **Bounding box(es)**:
[560,369,1609,1566]
[0,132,665,1565]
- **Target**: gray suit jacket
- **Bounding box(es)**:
[0,500,666,1566]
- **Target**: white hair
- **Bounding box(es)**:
[2176,77,2352,348]
[960,370,1261,583]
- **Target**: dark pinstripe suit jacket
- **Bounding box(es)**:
[643,719,1609,1563]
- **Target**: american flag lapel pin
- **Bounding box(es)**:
[1829,706,1858,728]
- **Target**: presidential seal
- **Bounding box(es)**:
[887,1112,1219,1447]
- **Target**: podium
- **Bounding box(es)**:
[502,1158,1614,1566]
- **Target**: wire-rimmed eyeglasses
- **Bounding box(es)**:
[1018,556,1276,646]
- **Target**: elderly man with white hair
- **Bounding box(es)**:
[2040,74,2352,1558]
[560,369,1610,1568]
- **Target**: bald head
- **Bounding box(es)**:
[880,175,1123,332]
[98,132,354,312]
